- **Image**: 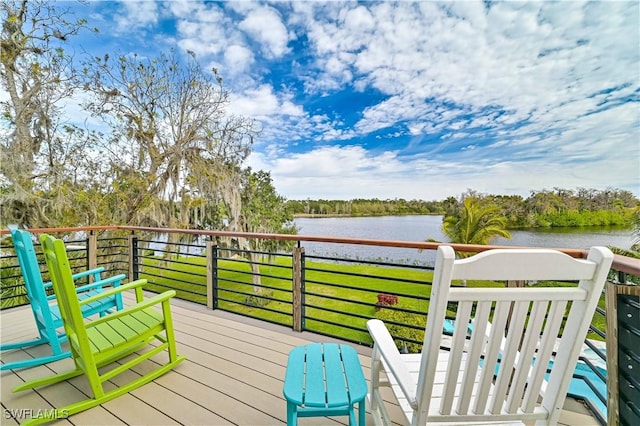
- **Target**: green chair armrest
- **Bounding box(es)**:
[78,279,147,307]
[86,290,177,328]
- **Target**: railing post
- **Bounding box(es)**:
[128,235,138,281]
[606,280,620,426]
[207,240,218,310]
[88,231,98,275]
[301,249,306,330]
[292,247,305,332]
[507,280,525,288]
[606,278,640,426]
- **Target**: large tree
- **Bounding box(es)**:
[0,0,95,227]
[237,168,296,292]
[82,50,256,229]
[0,1,295,253]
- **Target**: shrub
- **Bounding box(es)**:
[375,293,399,311]
[244,289,273,308]
[375,306,426,353]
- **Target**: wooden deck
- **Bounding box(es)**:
[1,291,600,425]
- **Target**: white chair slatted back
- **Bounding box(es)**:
[413,245,613,425]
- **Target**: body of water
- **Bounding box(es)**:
[294,215,633,265]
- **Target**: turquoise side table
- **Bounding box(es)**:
[283,343,367,426]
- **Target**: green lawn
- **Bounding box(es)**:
[139,254,607,347]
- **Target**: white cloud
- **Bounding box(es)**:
[228,84,304,118]
[248,145,417,199]
[115,0,159,32]
[292,1,638,152]
[251,136,639,200]
[224,44,255,74]
[238,5,291,58]
[343,5,375,33]
[172,4,232,58]
[66,1,639,200]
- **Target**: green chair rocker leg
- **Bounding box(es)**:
[12,234,185,426]
[1,227,126,371]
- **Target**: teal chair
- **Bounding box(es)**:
[0,227,126,371]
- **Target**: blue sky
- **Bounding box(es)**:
[61,1,638,200]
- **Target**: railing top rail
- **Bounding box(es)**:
[611,253,640,276]
[0,226,118,235]
[1,225,637,276]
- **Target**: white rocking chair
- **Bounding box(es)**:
[367,245,613,425]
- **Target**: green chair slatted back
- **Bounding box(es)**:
[11,234,186,425]
[1,227,125,371]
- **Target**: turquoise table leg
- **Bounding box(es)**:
[348,407,356,426]
[359,399,365,426]
[287,401,297,426]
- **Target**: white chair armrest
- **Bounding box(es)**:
[367,319,418,408]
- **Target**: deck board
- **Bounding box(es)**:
[1,290,600,425]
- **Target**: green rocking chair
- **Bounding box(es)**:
[13,234,186,425]
[1,227,126,371]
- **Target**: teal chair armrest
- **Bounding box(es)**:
[74,274,126,293]
[72,267,106,281]
[45,274,126,301]
[43,267,106,290]
[43,266,105,300]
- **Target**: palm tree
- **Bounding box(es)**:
[442,196,512,258]
[631,206,640,252]
[608,206,640,259]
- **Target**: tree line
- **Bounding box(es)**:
[287,187,639,229]
[286,198,443,217]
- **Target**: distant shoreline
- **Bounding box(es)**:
[293,213,440,218]
[292,214,633,231]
